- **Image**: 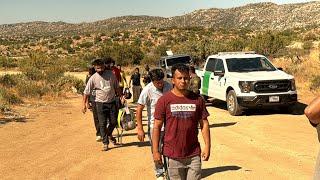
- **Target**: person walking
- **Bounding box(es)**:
[142,64,152,86]
[82,58,122,151]
[136,69,172,180]
[129,67,142,103]
[85,66,101,142]
[117,64,128,94]
[152,63,211,180]
[189,66,201,95]
[305,96,320,179]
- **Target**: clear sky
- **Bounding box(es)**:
[0,0,314,25]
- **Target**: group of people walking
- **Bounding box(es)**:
[82,57,206,180]
[81,57,320,180]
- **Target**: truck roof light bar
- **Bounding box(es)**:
[218,51,256,55]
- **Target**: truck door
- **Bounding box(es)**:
[212,59,226,100]
[202,58,216,97]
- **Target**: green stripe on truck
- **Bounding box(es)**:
[202,71,211,96]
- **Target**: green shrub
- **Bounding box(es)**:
[0,88,23,104]
[21,66,44,81]
[0,74,19,88]
[0,56,18,68]
[0,103,11,113]
[310,75,320,91]
[16,81,49,98]
[53,76,85,94]
[303,41,313,50]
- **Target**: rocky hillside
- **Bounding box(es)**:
[0,1,319,37]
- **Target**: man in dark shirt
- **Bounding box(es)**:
[189,66,201,95]
[152,64,211,180]
[129,67,142,103]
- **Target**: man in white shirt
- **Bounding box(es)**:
[136,69,172,180]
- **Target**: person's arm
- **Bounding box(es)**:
[199,97,211,161]
[136,104,145,141]
[199,118,211,161]
[305,96,320,125]
[82,94,89,114]
[152,119,164,165]
[82,76,93,114]
[152,96,165,165]
[129,75,132,88]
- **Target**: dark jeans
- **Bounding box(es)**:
[132,85,142,103]
[90,100,100,136]
[96,101,117,145]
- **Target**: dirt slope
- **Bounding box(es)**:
[0,94,318,180]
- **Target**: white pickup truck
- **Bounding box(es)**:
[196,52,298,116]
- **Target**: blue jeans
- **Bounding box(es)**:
[149,128,165,177]
[95,101,117,145]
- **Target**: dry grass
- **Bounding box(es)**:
[272,48,320,99]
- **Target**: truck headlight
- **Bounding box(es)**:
[290,79,296,91]
[239,81,253,93]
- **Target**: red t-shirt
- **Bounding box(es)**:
[111,67,121,83]
[154,91,209,159]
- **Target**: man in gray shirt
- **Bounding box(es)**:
[83,58,121,151]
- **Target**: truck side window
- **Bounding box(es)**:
[215,59,225,72]
[205,58,216,72]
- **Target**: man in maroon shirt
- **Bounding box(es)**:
[152,64,211,180]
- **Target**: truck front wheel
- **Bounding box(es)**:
[227,90,242,116]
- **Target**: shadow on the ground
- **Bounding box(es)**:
[0,116,28,125]
[244,101,307,116]
[202,165,242,178]
[209,122,237,128]
[206,99,307,116]
[118,132,137,137]
[110,141,150,150]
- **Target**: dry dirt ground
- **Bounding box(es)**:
[0,91,319,180]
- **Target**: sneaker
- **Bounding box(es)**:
[109,136,117,145]
[103,144,109,151]
[96,136,102,142]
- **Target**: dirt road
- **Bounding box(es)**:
[0,94,318,180]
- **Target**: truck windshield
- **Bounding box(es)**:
[166,56,191,66]
[226,57,276,72]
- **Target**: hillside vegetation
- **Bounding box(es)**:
[0,1,319,114]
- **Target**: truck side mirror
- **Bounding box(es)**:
[214,71,225,77]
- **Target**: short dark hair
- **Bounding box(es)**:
[102,57,114,65]
[92,58,104,66]
[171,63,189,77]
[150,69,164,81]
[88,66,96,75]
[189,66,195,73]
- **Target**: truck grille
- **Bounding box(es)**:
[254,80,291,93]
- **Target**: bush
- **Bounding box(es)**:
[0,74,19,88]
[303,41,313,50]
[0,103,11,113]
[54,76,85,94]
[0,56,18,68]
[16,81,49,98]
[310,75,320,91]
[0,88,23,104]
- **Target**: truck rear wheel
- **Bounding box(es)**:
[227,90,242,116]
